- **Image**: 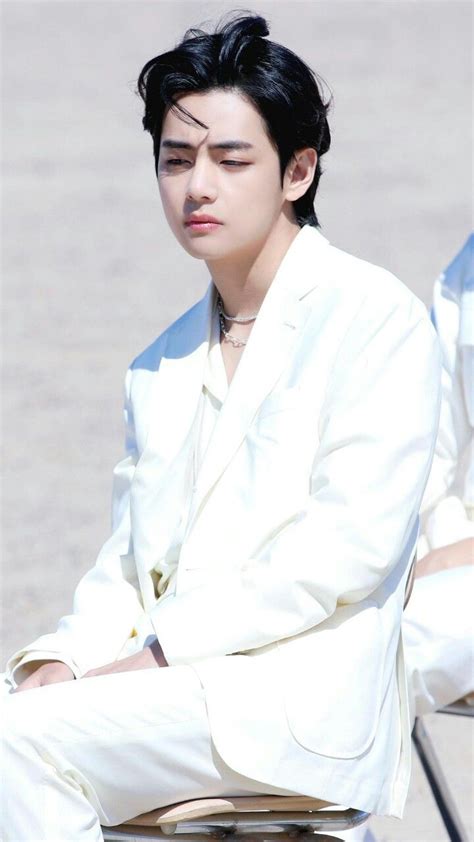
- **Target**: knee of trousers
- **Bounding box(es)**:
[1,697,77,796]
[1,691,50,756]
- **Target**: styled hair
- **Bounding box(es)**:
[136,10,332,228]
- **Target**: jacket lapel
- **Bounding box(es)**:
[132,224,331,564]
[185,225,330,534]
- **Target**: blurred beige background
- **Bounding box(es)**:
[1,2,472,839]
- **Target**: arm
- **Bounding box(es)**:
[6,367,145,684]
[415,536,474,579]
[8,654,80,689]
[150,299,442,664]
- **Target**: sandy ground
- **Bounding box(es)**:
[1,2,472,839]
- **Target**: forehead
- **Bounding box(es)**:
[160,88,269,148]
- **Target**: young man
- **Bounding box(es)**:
[1,12,441,840]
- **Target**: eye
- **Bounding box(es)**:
[165,159,248,167]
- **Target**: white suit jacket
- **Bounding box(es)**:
[6,225,441,817]
[418,233,474,556]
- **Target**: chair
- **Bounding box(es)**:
[103,796,370,841]
[412,696,474,842]
[101,557,417,842]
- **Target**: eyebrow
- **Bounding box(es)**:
[161,139,254,151]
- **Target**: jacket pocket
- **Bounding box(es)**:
[277,599,386,758]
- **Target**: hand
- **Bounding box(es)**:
[13,661,75,693]
[82,639,168,679]
[416,537,474,579]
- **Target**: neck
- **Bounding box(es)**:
[207,217,301,318]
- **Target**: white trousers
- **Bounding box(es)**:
[1,663,307,841]
[2,566,472,842]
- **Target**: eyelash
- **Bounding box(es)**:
[165,159,247,167]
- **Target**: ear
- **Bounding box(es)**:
[284,148,318,202]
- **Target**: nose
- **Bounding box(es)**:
[185,157,218,203]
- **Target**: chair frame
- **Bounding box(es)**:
[412,700,473,842]
[103,804,370,841]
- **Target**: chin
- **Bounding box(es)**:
[181,233,230,257]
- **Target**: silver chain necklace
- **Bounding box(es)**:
[217,293,260,323]
[216,293,260,348]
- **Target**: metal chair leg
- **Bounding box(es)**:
[412,717,469,842]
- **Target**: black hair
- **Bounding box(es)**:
[136,9,332,228]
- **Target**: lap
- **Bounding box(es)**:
[1,663,297,826]
[2,662,209,746]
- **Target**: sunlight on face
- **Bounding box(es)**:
[157,88,289,261]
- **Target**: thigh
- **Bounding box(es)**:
[1,663,294,828]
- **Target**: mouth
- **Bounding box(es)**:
[185,220,223,232]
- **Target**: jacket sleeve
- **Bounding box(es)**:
[150,298,442,664]
[5,367,145,684]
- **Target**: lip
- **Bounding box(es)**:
[185,215,222,226]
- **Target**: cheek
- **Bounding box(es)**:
[157,176,177,209]
[247,176,283,225]
[158,180,184,232]
[226,172,281,224]
[244,168,279,200]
